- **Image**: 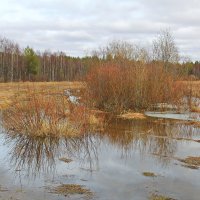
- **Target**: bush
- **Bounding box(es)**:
[86,62,184,113]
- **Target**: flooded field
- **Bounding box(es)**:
[0,116,200,200]
[145,111,200,122]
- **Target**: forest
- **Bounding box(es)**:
[0,30,200,82]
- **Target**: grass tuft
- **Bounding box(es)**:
[149,193,176,200]
[142,172,157,177]
[178,156,200,169]
[48,184,93,198]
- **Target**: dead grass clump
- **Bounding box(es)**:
[142,172,157,177]
[2,93,76,137]
[191,106,200,113]
[181,164,199,170]
[48,184,93,198]
[149,194,176,200]
[59,157,73,163]
[119,112,146,120]
[178,156,200,167]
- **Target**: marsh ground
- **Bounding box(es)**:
[0,81,200,200]
[0,81,85,109]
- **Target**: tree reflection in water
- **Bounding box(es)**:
[2,118,200,177]
[102,118,200,165]
[4,133,100,177]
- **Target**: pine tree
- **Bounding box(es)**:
[24,46,39,79]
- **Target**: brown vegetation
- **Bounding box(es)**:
[119,112,146,119]
[1,32,200,116]
[180,81,200,98]
[0,33,200,83]
[3,93,76,137]
[178,156,200,168]
[149,194,176,200]
[1,83,103,137]
[48,184,93,198]
[86,62,184,113]
[0,81,85,109]
[142,172,157,177]
[59,157,73,163]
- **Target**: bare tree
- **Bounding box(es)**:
[92,40,150,63]
[153,29,179,66]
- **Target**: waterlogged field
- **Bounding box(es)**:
[0,82,200,200]
[0,81,85,109]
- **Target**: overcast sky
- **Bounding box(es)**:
[1,0,200,60]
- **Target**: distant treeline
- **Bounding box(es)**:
[0,33,200,82]
[0,37,95,82]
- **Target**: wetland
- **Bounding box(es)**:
[0,115,200,200]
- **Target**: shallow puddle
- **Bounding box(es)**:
[0,117,200,200]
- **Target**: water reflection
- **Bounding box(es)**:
[2,118,200,178]
[4,133,100,177]
[103,118,200,164]
[6,135,60,175]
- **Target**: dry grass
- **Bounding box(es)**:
[178,156,200,167]
[2,93,79,137]
[59,157,73,163]
[48,184,93,198]
[142,172,157,177]
[2,97,99,137]
[179,121,200,128]
[0,81,85,109]
[149,194,176,200]
[1,82,104,137]
[119,112,146,120]
[181,164,199,170]
[191,106,200,113]
[180,80,200,98]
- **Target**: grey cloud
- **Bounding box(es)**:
[1,0,200,59]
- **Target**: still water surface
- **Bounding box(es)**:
[0,117,200,200]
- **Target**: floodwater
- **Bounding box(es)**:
[0,117,200,200]
[145,111,200,121]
